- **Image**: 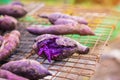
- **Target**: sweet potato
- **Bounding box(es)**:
[0,69,28,80]
[39,12,88,25]
[33,34,89,62]
[0,15,17,31]
[0,4,27,18]
[0,30,20,61]
[1,59,51,80]
[27,24,95,35]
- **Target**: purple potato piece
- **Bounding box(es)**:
[27,24,95,35]
[0,69,28,80]
[0,30,20,61]
[1,59,51,80]
[33,34,89,62]
[0,4,27,18]
[0,15,17,31]
[39,12,88,25]
[54,18,78,26]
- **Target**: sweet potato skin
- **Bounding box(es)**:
[27,24,95,35]
[0,69,28,80]
[1,59,51,80]
[0,4,27,18]
[0,15,17,31]
[0,30,20,61]
[54,18,78,25]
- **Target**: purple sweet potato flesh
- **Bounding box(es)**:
[39,12,88,25]
[0,30,20,61]
[0,15,17,31]
[0,69,28,80]
[27,24,95,35]
[0,5,27,18]
[33,34,89,62]
[1,59,51,80]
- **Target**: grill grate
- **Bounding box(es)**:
[2,5,119,80]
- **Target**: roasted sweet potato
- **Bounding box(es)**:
[0,4,27,18]
[0,15,17,31]
[33,34,89,62]
[0,30,20,61]
[27,24,95,35]
[40,12,88,25]
[0,69,28,80]
[1,59,51,80]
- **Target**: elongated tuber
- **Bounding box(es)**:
[27,24,94,35]
[0,30,20,61]
[1,59,51,80]
[39,12,88,25]
[33,34,89,62]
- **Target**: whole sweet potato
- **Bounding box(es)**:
[1,59,51,80]
[27,24,95,35]
[0,4,27,18]
[0,69,28,80]
[33,34,89,62]
[0,30,20,61]
[0,15,17,31]
[40,12,88,25]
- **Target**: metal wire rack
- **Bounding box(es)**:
[2,5,120,80]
